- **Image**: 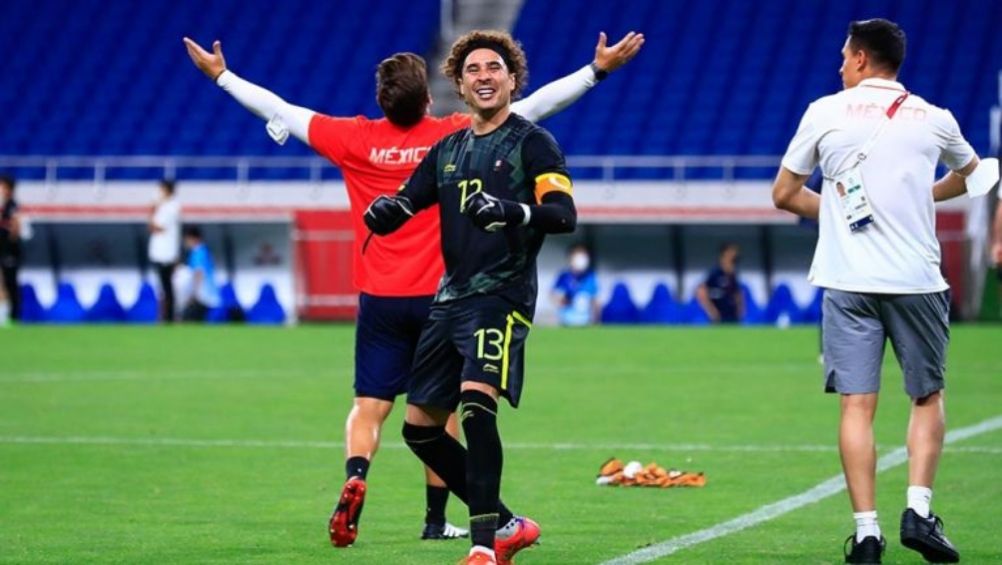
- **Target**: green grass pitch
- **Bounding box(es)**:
[1,325,1000,563]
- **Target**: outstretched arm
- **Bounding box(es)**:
[183,37,314,145]
[511,31,644,122]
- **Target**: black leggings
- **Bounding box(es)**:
[154,262,176,322]
[1,262,18,320]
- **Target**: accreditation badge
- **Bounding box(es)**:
[833,168,875,232]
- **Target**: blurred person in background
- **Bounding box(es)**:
[551,243,599,326]
[696,242,744,323]
[0,174,22,325]
[180,226,220,322]
[148,179,181,323]
[993,182,1002,314]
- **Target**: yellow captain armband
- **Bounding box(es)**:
[534,173,573,204]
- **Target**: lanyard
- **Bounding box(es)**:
[857,92,909,162]
[829,92,910,178]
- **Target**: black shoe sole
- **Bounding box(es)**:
[901,534,960,563]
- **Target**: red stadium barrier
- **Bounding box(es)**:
[293,210,357,320]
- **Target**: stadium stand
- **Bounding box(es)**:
[514,0,1001,174]
[0,0,440,177]
[1,0,997,168]
[1,1,997,325]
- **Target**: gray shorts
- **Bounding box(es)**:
[822,289,950,399]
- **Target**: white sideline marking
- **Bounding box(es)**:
[0,362,825,384]
[0,369,336,383]
[0,436,999,455]
[600,415,1002,565]
[0,436,833,452]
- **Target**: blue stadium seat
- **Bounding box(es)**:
[84,283,128,323]
[639,283,682,324]
[127,282,160,324]
[46,282,86,324]
[207,283,245,323]
[740,284,765,325]
[801,287,825,324]
[763,284,802,325]
[601,282,640,324]
[246,284,286,325]
[682,296,711,326]
[18,284,47,324]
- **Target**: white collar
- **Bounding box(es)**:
[857,77,906,91]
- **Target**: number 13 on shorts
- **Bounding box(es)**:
[472,312,531,391]
[474,328,505,360]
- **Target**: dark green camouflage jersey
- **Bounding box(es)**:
[399,112,571,314]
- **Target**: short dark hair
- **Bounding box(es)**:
[0,173,15,192]
[443,30,528,99]
[719,242,740,256]
[159,179,175,196]
[376,53,430,127]
[183,225,202,240]
[847,19,906,73]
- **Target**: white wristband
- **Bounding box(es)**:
[519,203,531,226]
[214,69,232,86]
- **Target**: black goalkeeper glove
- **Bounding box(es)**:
[363,194,414,235]
[462,191,526,232]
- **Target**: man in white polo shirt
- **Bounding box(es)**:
[148,179,182,322]
[772,18,978,565]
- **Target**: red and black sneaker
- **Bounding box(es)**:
[495,516,541,565]
[328,478,367,547]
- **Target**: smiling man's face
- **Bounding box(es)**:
[459,48,516,114]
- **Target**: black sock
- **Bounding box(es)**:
[461,390,503,548]
[345,456,370,480]
[402,421,515,526]
[425,485,449,526]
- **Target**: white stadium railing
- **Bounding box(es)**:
[0,155,784,183]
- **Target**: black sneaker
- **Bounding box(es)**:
[844,534,886,564]
[900,508,960,563]
[421,521,469,540]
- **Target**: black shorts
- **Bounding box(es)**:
[408,295,532,411]
[354,293,433,400]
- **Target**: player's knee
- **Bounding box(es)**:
[460,390,498,427]
[352,397,394,421]
[912,389,943,406]
[460,380,499,399]
[402,421,446,449]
